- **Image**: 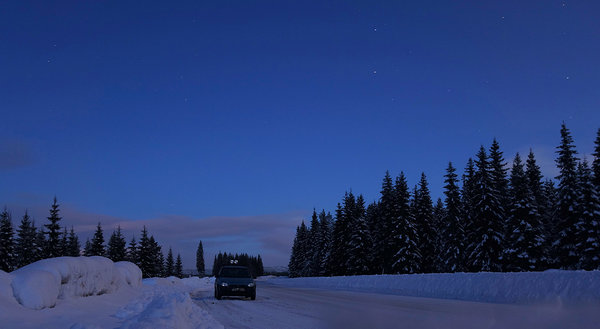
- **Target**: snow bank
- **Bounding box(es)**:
[115,276,222,329]
[265,270,600,304]
[10,257,141,310]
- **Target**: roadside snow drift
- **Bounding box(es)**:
[9,256,141,309]
[265,270,600,304]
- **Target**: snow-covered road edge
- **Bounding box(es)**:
[263,270,600,304]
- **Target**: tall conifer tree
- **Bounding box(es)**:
[441,162,464,272]
[14,211,37,268]
[106,226,127,262]
[592,128,600,189]
[175,253,183,278]
[196,240,205,276]
[413,173,436,273]
[505,153,544,271]
[44,197,62,258]
[391,173,420,274]
[554,123,580,269]
[0,208,14,271]
[166,247,175,277]
[468,146,504,272]
[346,195,370,275]
[89,223,105,256]
[67,226,80,256]
[575,159,600,270]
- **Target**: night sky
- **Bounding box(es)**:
[1,1,599,267]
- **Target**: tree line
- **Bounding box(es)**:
[289,124,600,277]
[0,199,207,279]
[212,252,265,278]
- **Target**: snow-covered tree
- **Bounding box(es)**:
[89,223,105,256]
[592,128,600,190]
[67,226,81,256]
[0,207,14,271]
[575,159,600,270]
[391,173,420,274]
[165,247,174,277]
[346,195,371,275]
[14,211,37,268]
[375,171,395,274]
[44,197,62,258]
[175,253,183,278]
[106,226,127,262]
[467,146,504,272]
[413,173,436,273]
[504,153,545,271]
[441,162,464,272]
[317,210,333,276]
[127,236,138,265]
[554,123,580,269]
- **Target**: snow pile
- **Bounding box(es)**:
[265,270,600,304]
[10,256,141,309]
[116,276,222,329]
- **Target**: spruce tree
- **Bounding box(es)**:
[575,159,600,270]
[196,240,205,276]
[106,226,127,262]
[441,162,465,272]
[59,227,68,256]
[34,223,46,262]
[432,198,446,273]
[346,195,370,275]
[317,210,333,276]
[308,209,322,276]
[554,123,580,269]
[175,253,183,278]
[89,223,105,256]
[288,225,301,277]
[329,202,348,276]
[468,146,504,272]
[391,173,421,274]
[149,236,163,277]
[137,229,153,277]
[0,208,14,271]
[592,128,600,190]
[83,238,92,256]
[364,203,380,274]
[166,247,175,277]
[461,158,476,270]
[505,153,544,271]
[295,220,311,276]
[67,226,80,256]
[541,179,558,267]
[413,173,436,273]
[44,197,62,258]
[375,171,395,274]
[127,236,138,265]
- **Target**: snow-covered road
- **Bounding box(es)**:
[193,281,600,329]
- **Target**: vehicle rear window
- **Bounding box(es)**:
[220,267,251,278]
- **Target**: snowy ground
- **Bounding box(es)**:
[2,257,600,329]
[0,257,223,329]
[193,279,600,329]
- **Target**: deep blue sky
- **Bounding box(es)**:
[1,1,599,266]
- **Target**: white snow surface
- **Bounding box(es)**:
[9,256,141,309]
[0,257,222,329]
[263,270,600,304]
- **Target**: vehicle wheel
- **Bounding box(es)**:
[215,289,222,300]
[250,291,256,300]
